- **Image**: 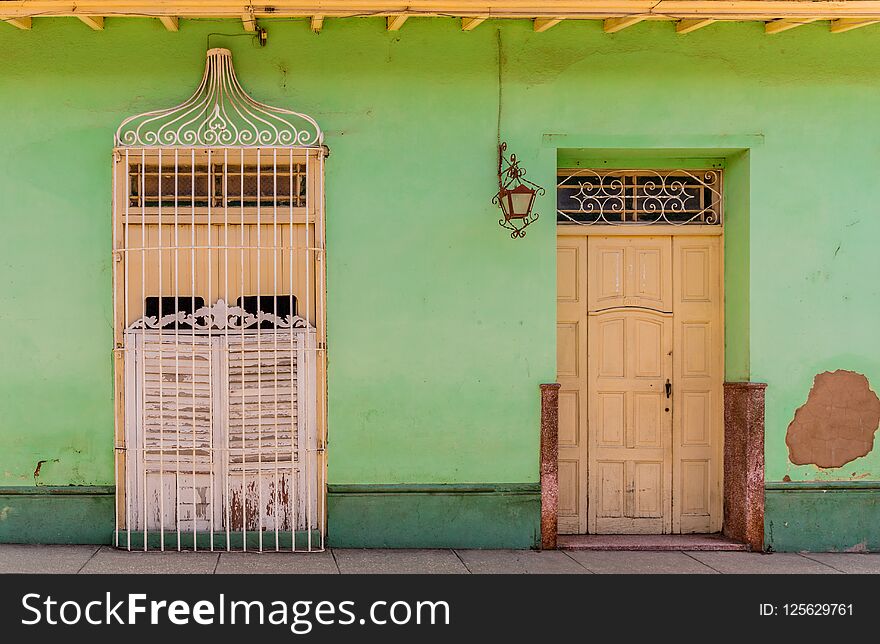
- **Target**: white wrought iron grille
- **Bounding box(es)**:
[556,169,722,225]
[112,48,327,552]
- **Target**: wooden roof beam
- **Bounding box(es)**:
[386,15,408,31]
[77,15,104,30]
[604,16,645,33]
[764,18,816,34]
[159,16,179,31]
[311,15,324,32]
[534,17,563,32]
[676,18,715,33]
[461,16,487,31]
[830,18,880,33]
[6,2,880,21]
[3,17,31,29]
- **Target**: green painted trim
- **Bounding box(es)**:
[328,483,540,548]
[115,531,321,550]
[542,133,764,151]
[556,154,727,169]
[0,486,114,495]
[0,489,114,544]
[328,483,539,495]
[766,481,880,491]
[765,486,880,552]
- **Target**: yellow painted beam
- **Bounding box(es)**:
[242,13,256,32]
[461,16,486,31]
[764,18,816,33]
[159,16,179,31]
[386,15,408,31]
[78,15,105,30]
[604,16,645,32]
[5,2,880,23]
[3,17,31,29]
[311,15,324,32]
[830,18,880,32]
[676,18,715,33]
[534,17,563,32]
[0,1,877,21]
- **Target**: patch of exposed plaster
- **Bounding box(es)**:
[786,370,880,468]
[32,458,59,483]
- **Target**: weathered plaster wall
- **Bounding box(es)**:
[1,18,879,545]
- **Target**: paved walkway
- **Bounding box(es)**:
[2,545,880,574]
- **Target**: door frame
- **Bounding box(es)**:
[556,224,725,535]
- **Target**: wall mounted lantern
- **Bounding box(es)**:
[493,142,544,239]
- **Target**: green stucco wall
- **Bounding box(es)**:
[1,18,879,548]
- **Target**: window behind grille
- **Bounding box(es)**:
[128,160,308,209]
[557,169,722,225]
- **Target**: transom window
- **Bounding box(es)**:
[128,159,308,209]
[557,169,722,225]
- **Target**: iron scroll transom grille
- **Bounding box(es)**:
[557,169,722,226]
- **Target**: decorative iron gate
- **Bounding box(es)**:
[112,48,326,551]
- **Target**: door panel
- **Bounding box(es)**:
[672,236,722,533]
[588,309,673,534]
[587,237,672,311]
[556,237,589,534]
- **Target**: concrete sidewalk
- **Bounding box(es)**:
[2,545,880,574]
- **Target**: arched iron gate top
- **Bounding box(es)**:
[115,47,323,149]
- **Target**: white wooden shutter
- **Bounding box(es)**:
[124,330,223,533]
[225,330,317,532]
[124,328,317,535]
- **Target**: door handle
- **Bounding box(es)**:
[665,379,672,398]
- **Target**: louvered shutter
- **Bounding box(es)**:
[124,330,223,532]
[225,330,317,532]
[124,328,317,535]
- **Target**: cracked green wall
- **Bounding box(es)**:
[1,18,879,547]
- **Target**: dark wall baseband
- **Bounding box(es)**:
[0,486,115,544]
[540,383,560,550]
[765,482,880,552]
[0,486,114,495]
[327,483,540,549]
[723,382,767,551]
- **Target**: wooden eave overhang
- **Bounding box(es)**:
[4,1,880,33]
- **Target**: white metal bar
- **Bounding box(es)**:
[190,147,197,551]
[223,148,231,552]
[318,148,327,549]
[207,147,215,551]
[287,148,300,552]
[140,147,148,552]
[173,148,181,552]
[272,147,280,550]
[124,148,131,551]
[305,149,312,551]
[112,150,120,550]
[239,148,247,551]
[256,147,263,552]
[158,147,165,551]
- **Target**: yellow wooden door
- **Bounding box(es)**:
[556,233,721,535]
